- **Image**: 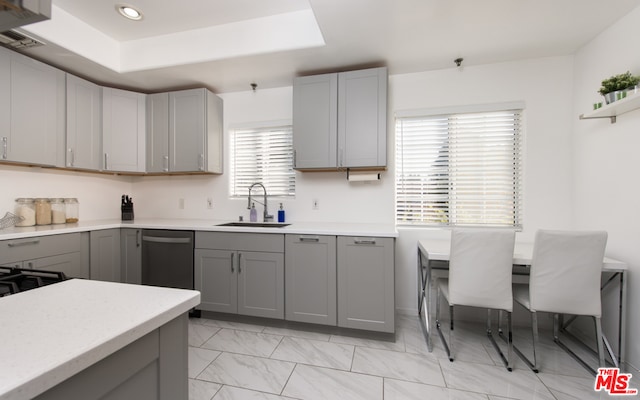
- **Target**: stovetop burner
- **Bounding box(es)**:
[0,267,67,297]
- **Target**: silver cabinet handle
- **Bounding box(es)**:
[339,147,343,167]
[163,155,169,172]
[238,252,242,274]
[299,236,320,242]
[7,239,40,247]
[104,153,109,170]
[231,252,235,273]
[68,148,75,167]
[141,236,191,244]
[26,261,34,269]
[136,230,141,247]
[354,238,376,245]
[2,137,7,160]
[198,154,204,171]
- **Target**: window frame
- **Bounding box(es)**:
[395,102,524,228]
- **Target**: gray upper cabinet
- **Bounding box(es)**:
[90,229,121,282]
[147,88,223,173]
[293,67,387,170]
[337,236,395,333]
[103,88,146,172]
[285,234,337,325]
[292,73,338,169]
[0,47,65,167]
[66,74,102,170]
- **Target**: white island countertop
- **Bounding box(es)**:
[0,279,200,400]
[0,218,398,240]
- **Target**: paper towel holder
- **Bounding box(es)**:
[347,169,381,182]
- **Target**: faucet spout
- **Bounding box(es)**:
[248,183,273,222]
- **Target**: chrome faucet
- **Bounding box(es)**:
[247,183,273,222]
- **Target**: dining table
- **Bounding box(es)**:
[417,239,628,368]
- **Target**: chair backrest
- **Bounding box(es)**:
[529,230,607,317]
[448,228,516,311]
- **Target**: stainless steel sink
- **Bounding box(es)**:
[216,222,290,228]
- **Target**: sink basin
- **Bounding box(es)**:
[216,222,290,228]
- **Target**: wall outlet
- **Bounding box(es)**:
[178,198,185,209]
[312,199,319,210]
[206,197,213,209]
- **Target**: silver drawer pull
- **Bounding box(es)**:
[142,236,191,244]
[7,239,40,247]
[299,236,320,242]
[354,238,376,245]
[231,252,235,273]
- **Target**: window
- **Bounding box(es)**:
[230,123,295,198]
[395,105,523,228]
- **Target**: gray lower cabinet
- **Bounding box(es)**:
[195,232,284,319]
[285,234,337,325]
[0,233,87,279]
[337,236,395,333]
[120,228,142,284]
[90,229,121,282]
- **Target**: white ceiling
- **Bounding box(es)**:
[13,0,640,94]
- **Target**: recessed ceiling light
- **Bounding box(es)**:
[116,5,143,21]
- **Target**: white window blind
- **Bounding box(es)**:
[230,124,295,198]
[395,108,522,227]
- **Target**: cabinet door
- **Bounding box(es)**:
[8,51,65,166]
[194,249,237,313]
[285,235,337,325]
[292,73,338,169]
[26,252,84,279]
[169,89,205,172]
[337,236,395,333]
[120,228,142,284]
[337,67,387,168]
[146,92,170,172]
[0,48,9,162]
[237,251,284,319]
[90,229,122,282]
[66,74,102,170]
[103,88,146,172]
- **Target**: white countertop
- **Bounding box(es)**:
[0,218,398,240]
[0,279,200,400]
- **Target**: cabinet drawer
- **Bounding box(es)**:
[196,232,284,252]
[0,233,82,264]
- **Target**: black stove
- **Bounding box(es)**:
[0,266,67,297]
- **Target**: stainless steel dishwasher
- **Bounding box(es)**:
[141,230,194,290]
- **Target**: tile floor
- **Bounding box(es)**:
[188,314,638,400]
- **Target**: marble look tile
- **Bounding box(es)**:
[262,326,332,342]
[384,378,489,399]
[197,352,295,394]
[189,347,221,378]
[189,379,221,400]
[351,347,445,386]
[199,318,266,333]
[270,336,354,370]
[189,322,221,347]
[212,386,297,400]
[441,359,555,400]
[329,333,406,352]
[282,364,383,400]
[201,328,283,357]
[537,372,633,400]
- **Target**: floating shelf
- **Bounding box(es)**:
[579,92,640,123]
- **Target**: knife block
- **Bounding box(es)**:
[121,203,134,221]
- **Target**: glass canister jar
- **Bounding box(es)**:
[35,198,52,225]
[64,198,79,223]
[14,198,36,227]
[50,198,66,224]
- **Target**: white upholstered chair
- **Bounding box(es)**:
[512,229,607,374]
[435,228,516,371]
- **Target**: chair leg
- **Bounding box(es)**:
[434,287,453,361]
[487,308,513,372]
[594,317,605,369]
[501,304,538,373]
[531,311,540,372]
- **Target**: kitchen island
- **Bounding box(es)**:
[0,279,200,400]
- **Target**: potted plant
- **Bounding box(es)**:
[598,71,640,104]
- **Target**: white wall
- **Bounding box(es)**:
[0,165,133,221]
[572,6,640,371]
[390,56,576,315]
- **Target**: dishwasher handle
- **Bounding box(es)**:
[142,236,192,244]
